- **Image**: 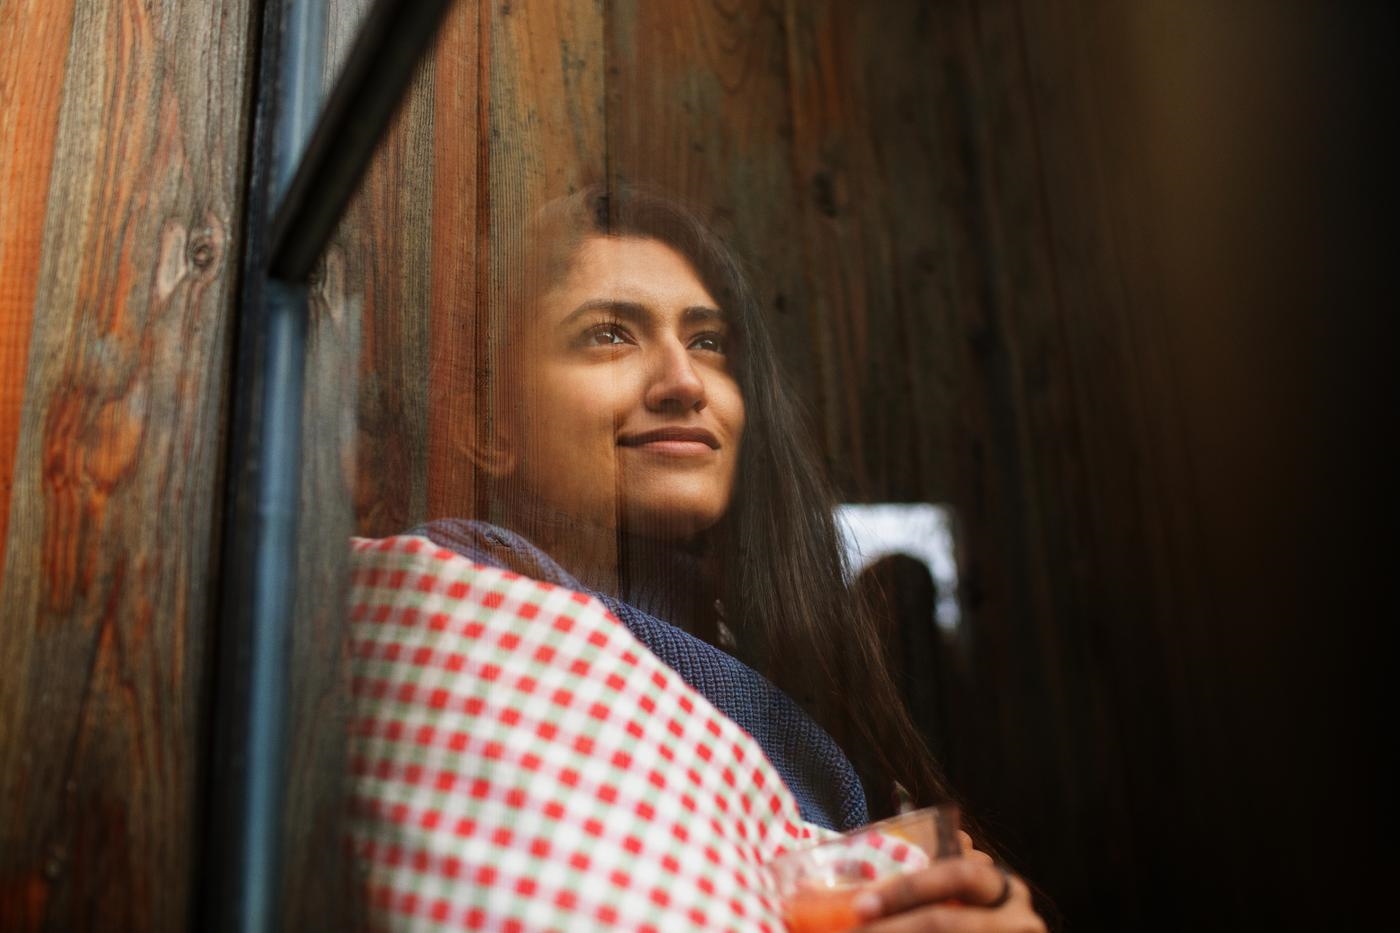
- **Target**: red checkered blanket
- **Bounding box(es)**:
[349,534,835,930]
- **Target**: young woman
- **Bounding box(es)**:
[415,186,1046,931]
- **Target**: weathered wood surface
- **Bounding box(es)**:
[333,0,492,537]
[424,0,485,522]
[0,0,255,928]
[607,0,824,457]
[0,0,79,581]
[447,0,607,528]
[942,2,1157,920]
[279,236,366,930]
[924,2,1388,927]
[344,64,436,539]
[781,0,974,502]
[488,0,605,207]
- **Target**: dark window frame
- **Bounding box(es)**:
[204,3,453,930]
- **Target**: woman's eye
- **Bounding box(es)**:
[584,324,629,347]
[689,333,726,354]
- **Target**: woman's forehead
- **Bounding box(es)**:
[548,236,718,309]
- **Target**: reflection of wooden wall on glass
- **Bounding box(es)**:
[351,1,987,539]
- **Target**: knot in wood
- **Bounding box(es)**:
[187,231,217,270]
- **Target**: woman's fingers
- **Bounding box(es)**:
[955,830,995,864]
[862,859,1006,914]
[851,862,1046,932]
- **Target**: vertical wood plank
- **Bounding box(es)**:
[425,0,484,521]
[0,0,79,590]
[781,0,974,501]
[899,3,1127,919]
[334,18,437,539]
[781,0,881,496]
[0,0,255,928]
[281,236,365,929]
[488,0,605,209]
[486,0,607,318]
[605,0,824,454]
[477,0,606,518]
[976,1,1181,919]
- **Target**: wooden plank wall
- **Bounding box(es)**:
[0,0,256,928]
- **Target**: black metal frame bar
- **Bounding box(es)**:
[270,0,456,281]
[203,1,452,929]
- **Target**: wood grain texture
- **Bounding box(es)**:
[871,3,1390,927]
[425,0,485,522]
[471,0,606,525]
[606,0,824,453]
[339,30,436,539]
[976,2,1199,919]
[781,0,972,501]
[935,2,1147,919]
[0,0,254,928]
[1052,5,1389,926]
[486,0,606,323]
[338,0,487,533]
[488,0,605,208]
[0,0,79,597]
[281,237,366,930]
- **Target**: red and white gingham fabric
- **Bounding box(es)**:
[348,534,831,931]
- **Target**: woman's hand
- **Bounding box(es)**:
[850,833,1047,932]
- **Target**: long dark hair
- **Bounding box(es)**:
[500,184,958,817]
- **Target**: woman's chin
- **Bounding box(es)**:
[621,503,725,542]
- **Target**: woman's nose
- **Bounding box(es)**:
[643,341,707,412]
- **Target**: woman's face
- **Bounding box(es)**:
[500,235,746,540]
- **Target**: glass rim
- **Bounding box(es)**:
[770,803,962,865]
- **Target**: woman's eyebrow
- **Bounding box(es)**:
[557,299,648,329]
[557,300,726,329]
[682,306,727,326]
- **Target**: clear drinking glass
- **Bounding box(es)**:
[765,805,962,933]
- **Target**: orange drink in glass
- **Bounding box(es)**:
[783,882,866,933]
[765,806,961,933]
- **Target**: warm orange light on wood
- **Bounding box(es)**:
[425,0,483,521]
[0,0,78,578]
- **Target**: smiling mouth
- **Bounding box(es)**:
[617,427,720,450]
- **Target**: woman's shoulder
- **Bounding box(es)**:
[409,518,582,591]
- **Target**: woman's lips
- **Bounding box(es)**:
[617,427,719,456]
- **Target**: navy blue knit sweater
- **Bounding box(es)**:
[411,518,869,832]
